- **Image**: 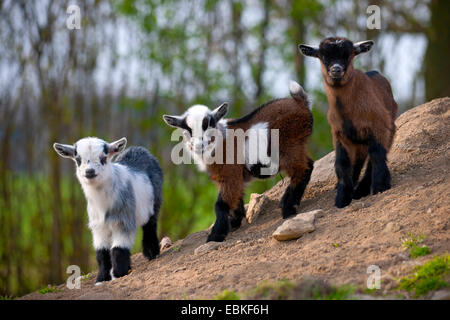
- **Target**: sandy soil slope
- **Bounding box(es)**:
[22,98,450,300]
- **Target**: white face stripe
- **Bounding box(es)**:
[75,137,107,163]
[183,104,215,155]
[74,137,110,185]
[184,105,211,137]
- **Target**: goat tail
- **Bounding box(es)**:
[289,80,312,111]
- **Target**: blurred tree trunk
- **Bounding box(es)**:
[424,0,450,101]
[292,19,306,86]
[230,0,244,112]
[253,0,270,103]
[47,92,64,285]
[49,119,63,283]
[0,113,13,294]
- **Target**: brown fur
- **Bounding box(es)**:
[206,96,313,211]
[323,68,398,163]
[299,36,399,206]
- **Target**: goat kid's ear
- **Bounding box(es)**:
[53,143,75,159]
[109,137,127,155]
[354,40,374,55]
[212,102,228,122]
[162,114,185,128]
[298,44,319,58]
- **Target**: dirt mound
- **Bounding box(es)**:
[21,98,450,300]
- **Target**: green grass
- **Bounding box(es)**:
[0,172,96,297]
[360,287,378,295]
[81,273,92,282]
[214,290,241,300]
[398,254,450,297]
[410,246,432,258]
[0,295,14,300]
[319,286,354,300]
[249,280,296,300]
[215,279,356,300]
[401,232,432,258]
[38,285,60,294]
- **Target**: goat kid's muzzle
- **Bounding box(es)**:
[85,169,97,179]
[329,64,345,80]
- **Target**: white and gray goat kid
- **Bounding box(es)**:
[53,137,163,284]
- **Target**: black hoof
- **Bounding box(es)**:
[353,184,371,199]
[111,247,131,278]
[96,271,111,283]
[282,206,297,219]
[142,247,159,261]
[206,233,226,243]
[229,216,242,231]
[335,185,353,208]
[372,181,391,195]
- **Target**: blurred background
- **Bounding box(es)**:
[0,0,448,297]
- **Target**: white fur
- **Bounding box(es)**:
[182,111,272,172]
[70,138,154,250]
[182,105,228,172]
[289,80,302,95]
[132,171,155,227]
[289,80,312,111]
[184,104,211,137]
[245,122,270,170]
[83,164,154,250]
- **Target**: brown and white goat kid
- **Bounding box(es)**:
[163,81,314,242]
[299,37,398,208]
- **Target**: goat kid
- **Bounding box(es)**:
[53,137,162,284]
[163,81,314,242]
[299,37,398,208]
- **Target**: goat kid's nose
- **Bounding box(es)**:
[330,64,343,74]
[85,168,97,178]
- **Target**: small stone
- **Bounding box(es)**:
[398,251,409,260]
[384,222,401,233]
[351,201,367,211]
[194,241,222,255]
[173,266,187,273]
[426,208,432,214]
[246,193,271,223]
[160,236,173,251]
[272,210,321,241]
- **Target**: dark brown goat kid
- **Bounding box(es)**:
[299,37,398,208]
[163,81,313,242]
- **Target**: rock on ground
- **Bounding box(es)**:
[272,210,322,241]
[194,241,222,255]
[160,236,173,251]
[246,193,271,223]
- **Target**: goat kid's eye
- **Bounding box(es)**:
[202,117,209,131]
[75,156,81,166]
[100,156,107,165]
